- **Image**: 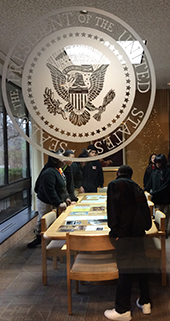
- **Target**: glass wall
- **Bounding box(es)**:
[0,77,31,224]
[0,107,4,185]
[7,116,27,182]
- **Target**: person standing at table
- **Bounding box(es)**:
[145,154,170,238]
[71,149,89,196]
[143,153,157,189]
[82,144,104,192]
[104,165,152,321]
[62,149,78,203]
[27,151,71,248]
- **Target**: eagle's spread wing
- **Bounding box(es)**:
[88,65,109,101]
[46,63,69,101]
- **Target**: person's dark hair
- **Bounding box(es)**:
[148,153,157,166]
[56,147,64,154]
[87,144,98,154]
[117,165,133,178]
[78,149,89,158]
[46,149,64,168]
[154,154,167,167]
[63,149,74,157]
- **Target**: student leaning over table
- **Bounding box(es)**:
[104,165,152,321]
[27,151,71,248]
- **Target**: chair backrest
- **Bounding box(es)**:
[147,200,154,217]
[144,191,151,201]
[154,209,166,233]
[66,233,114,252]
[41,209,57,233]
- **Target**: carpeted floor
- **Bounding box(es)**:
[0,230,170,321]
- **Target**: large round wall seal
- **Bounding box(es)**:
[2,7,156,161]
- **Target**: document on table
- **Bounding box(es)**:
[70,211,89,215]
[65,215,107,221]
[57,224,86,232]
[81,200,106,203]
[71,205,91,212]
[85,225,105,231]
[84,195,106,200]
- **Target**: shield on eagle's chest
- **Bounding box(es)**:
[69,87,88,113]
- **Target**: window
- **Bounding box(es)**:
[0,108,4,185]
[0,77,31,224]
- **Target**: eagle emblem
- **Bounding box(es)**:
[44,59,115,126]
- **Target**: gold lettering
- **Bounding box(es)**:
[103,136,116,149]
[131,107,144,118]
[94,141,104,154]
[10,90,22,110]
[113,132,125,145]
[60,141,68,151]
[135,57,150,93]
[116,123,131,136]
[118,29,134,42]
[95,16,114,32]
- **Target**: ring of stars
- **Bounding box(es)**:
[26,31,132,139]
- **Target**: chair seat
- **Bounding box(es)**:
[46,240,66,250]
[70,253,118,281]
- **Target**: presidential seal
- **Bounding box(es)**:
[2,7,156,161]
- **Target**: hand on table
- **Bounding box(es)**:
[71,201,77,205]
[58,202,67,212]
[79,186,85,193]
[65,198,72,206]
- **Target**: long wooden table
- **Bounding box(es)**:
[43,193,158,241]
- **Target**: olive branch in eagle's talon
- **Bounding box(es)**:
[43,87,67,120]
[93,89,116,121]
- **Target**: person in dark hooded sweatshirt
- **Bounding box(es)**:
[62,149,78,203]
[145,154,170,237]
[143,153,157,189]
[82,144,104,192]
[27,151,71,248]
[71,149,89,196]
[104,165,152,321]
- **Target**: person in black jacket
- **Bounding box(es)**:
[104,165,152,321]
[62,149,78,203]
[145,154,170,237]
[27,151,71,248]
[143,153,157,189]
[71,149,89,196]
[82,144,104,192]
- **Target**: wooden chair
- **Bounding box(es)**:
[66,233,118,314]
[41,209,66,285]
[144,191,152,201]
[145,209,166,286]
[148,200,154,217]
[97,186,107,193]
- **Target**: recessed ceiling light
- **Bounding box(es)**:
[80,10,88,14]
[167,83,170,85]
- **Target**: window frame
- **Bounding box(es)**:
[0,77,31,223]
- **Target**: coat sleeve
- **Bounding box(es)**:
[144,171,153,192]
[70,162,83,189]
[107,181,120,237]
[136,187,152,232]
[64,166,78,202]
[41,172,63,207]
[97,161,104,188]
